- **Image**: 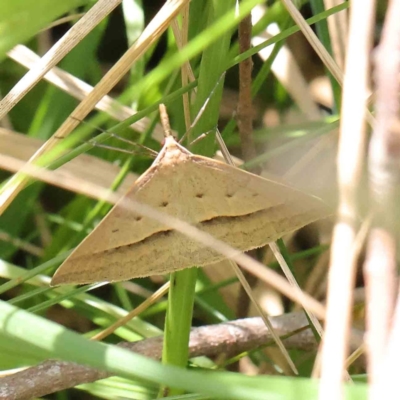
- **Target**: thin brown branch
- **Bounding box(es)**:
[237,14,257,166]
[235,11,322,375]
[234,12,301,374]
[236,12,259,321]
[1,312,318,400]
[365,0,400,389]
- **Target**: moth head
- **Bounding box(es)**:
[161,134,178,147]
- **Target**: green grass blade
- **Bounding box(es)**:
[0,300,368,399]
[0,0,88,60]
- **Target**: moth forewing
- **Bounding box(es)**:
[51,132,330,286]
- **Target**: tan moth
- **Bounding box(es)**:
[51,106,329,286]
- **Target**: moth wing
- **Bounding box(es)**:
[51,150,330,285]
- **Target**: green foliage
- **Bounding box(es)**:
[0,0,89,60]
[0,1,359,399]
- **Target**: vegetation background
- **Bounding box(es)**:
[0,0,394,399]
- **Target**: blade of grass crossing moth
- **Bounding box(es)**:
[160,2,236,389]
[158,91,197,397]
[228,260,298,374]
[215,130,298,374]
[274,239,323,341]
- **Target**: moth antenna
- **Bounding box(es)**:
[87,141,157,159]
[159,104,173,138]
[180,71,226,144]
[105,134,158,157]
[69,116,158,157]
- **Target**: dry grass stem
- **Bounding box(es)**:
[269,242,323,337]
[0,0,122,120]
[91,282,170,341]
[241,8,327,365]
[303,251,330,300]
[7,45,164,138]
[0,230,43,257]
[0,127,138,195]
[171,5,192,131]
[0,0,189,215]
[280,0,343,85]
[365,0,400,391]
[212,133,298,374]
[214,136,301,372]
[229,260,298,374]
[323,0,348,70]
[251,6,321,120]
[319,1,376,397]
[374,283,400,396]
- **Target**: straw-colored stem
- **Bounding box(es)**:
[319,0,375,399]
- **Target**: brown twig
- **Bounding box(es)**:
[237,14,257,165]
[0,312,317,400]
[365,0,400,390]
[233,11,300,373]
[235,11,322,376]
[236,12,260,321]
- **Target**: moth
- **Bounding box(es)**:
[51,106,329,285]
